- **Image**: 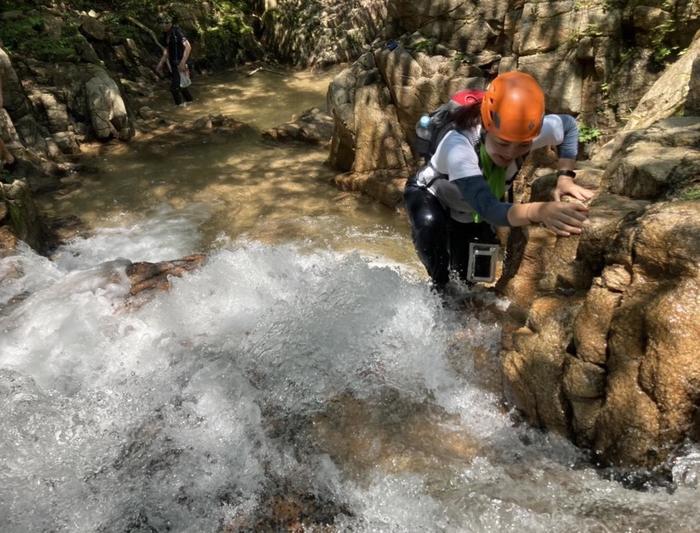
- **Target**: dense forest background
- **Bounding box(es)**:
[0,0,263,68]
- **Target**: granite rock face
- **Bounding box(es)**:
[499,117,700,468]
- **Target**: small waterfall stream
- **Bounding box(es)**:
[2,68,699,532]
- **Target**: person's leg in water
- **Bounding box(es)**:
[169,61,194,106]
[448,220,498,285]
[168,63,194,106]
[181,87,193,103]
[404,177,451,290]
[181,80,193,103]
[169,63,183,105]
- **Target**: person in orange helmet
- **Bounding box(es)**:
[404,71,594,289]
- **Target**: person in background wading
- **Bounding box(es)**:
[404,71,595,291]
[156,13,194,107]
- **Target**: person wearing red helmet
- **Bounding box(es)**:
[404,71,594,289]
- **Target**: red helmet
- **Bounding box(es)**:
[480,71,545,142]
[451,89,484,107]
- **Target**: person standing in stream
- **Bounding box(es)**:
[156,14,194,107]
[404,71,595,290]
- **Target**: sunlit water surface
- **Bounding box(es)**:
[3,68,700,532]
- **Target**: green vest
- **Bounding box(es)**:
[473,143,506,223]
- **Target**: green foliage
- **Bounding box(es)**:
[0,0,257,68]
[410,39,435,54]
[653,45,674,63]
[650,0,680,66]
[0,12,82,62]
[201,10,253,67]
[582,24,604,38]
[212,0,253,15]
[0,13,44,49]
[579,124,602,143]
[452,51,469,66]
[679,187,700,201]
[106,0,169,20]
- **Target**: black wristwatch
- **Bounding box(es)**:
[558,169,576,178]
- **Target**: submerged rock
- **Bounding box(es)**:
[262,107,334,144]
[126,255,207,297]
[222,485,350,532]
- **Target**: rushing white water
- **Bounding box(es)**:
[2,208,700,532]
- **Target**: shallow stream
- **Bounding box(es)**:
[2,68,700,532]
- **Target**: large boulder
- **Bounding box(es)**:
[261,0,390,67]
[516,49,584,114]
[332,81,413,207]
[28,91,70,134]
[0,48,49,155]
[327,43,485,206]
[389,0,509,53]
[622,30,700,132]
[79,14,108,42]
[499,117,700,468]
[605,118,700,200]
[84,66,133,141]
[512,1,621,56]
[262,107,334,144]
[327,50,413,204]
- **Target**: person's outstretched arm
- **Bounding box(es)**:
[454,177,589,236]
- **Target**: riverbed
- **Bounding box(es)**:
[1,67,699,532]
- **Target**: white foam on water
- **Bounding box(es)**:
[1,226,699,532]
[51,204,210,272]
[0,242,61,306]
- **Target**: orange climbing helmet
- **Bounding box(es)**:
[480,71,545,142]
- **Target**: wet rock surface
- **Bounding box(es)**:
[498,116,700,468]
[126,255,207,298]
[262,107,334,144]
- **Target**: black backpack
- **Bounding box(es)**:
[413,89,485,164]
[413,101,461,164]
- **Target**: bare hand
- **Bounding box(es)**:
[178,62,187,73]
[539,201,589,236]
[553,176,595,202]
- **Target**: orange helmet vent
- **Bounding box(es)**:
[480,71,545,142]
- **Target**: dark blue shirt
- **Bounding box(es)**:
[165,26,187,63]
